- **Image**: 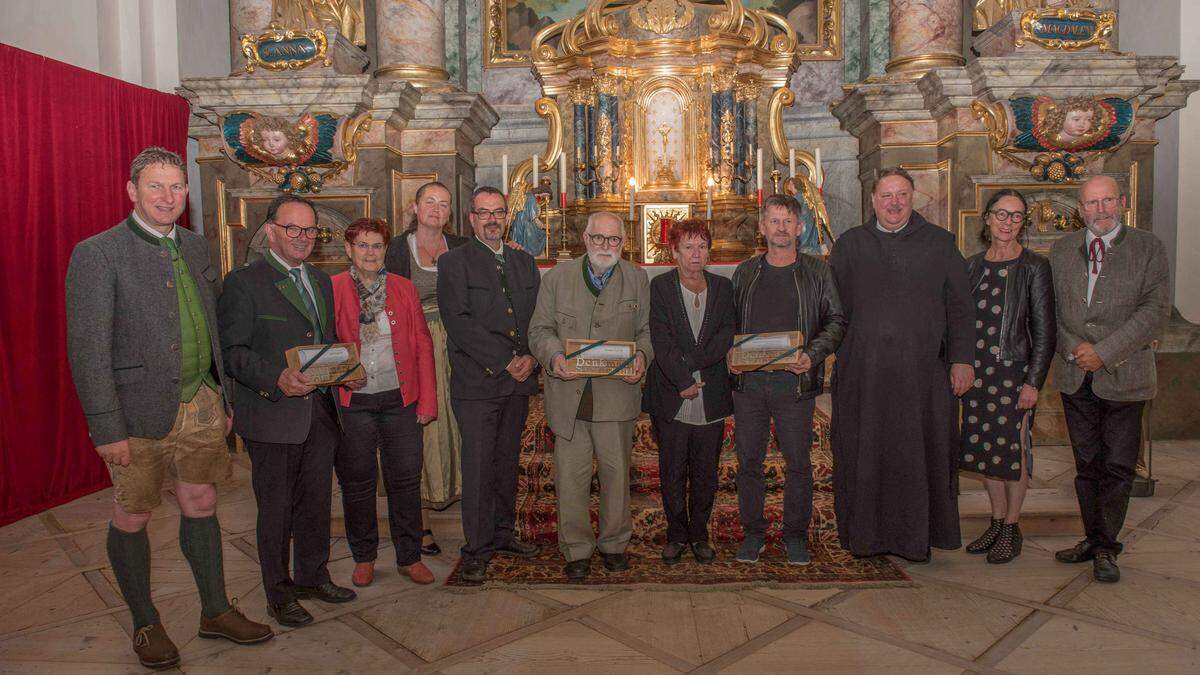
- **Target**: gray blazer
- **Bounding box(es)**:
[528,256,653,439]
[66,217,233,446]
[1048,226,1170,401]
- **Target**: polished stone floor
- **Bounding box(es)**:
[2,438,1199,673]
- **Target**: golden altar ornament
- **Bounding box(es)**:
[507,0,833,262]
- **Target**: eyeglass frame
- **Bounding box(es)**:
[272,221,321,239]
[985,208,1028,224]
[585,232,624,249]
[1080,196,1121,212]
[471,208,508,221]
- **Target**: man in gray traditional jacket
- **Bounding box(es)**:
[529,211,653,580]
[66,147,272,670]
[1049,175,1170,584]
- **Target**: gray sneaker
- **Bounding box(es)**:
[735,536,766,563]
[784,538,811,566]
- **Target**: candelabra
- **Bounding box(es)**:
[729,151,757,195]
[574,162,620,196]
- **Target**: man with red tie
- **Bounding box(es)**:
[1048,175,1170,583]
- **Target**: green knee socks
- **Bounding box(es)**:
[106,524,159,630]
[179,515,231,619]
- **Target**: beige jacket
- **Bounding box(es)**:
[529,256,653,439]
[1048,226,1170,401]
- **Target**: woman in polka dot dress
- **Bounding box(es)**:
[960,189,1057,564]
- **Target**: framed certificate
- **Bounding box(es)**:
[728,331,805,372]
[564,339,639,378]
[285,343,362,386]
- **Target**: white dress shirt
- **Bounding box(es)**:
[1085,225,1121,305]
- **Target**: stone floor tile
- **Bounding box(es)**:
[1120,548,1200,584]
[440,619,677,674]
[1066,567,1200,642]
[1123,530,1200,554]
[726,620,961,673]
[0,571,108,635]
[357,588,557,662]
[585,590,793,666]
[996,615,1200,672]
[903,545,1083,603]
[183,615,400,672]
[0,615,138,666]
[531,589,614,607]
[822,584,1033,660]
[751,588,841,607]
[1147,502,1200,541]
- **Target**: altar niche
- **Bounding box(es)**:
[505,0,832,264]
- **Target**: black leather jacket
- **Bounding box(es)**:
[731,253,847,399]
[966,249,1056,389]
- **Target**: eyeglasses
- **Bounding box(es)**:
[472,209,507,221]
[586,233,623,248]
[351,242,386,252]
[274,222,320,239]
[987,209,1027,224]
[1081,196,1120,211]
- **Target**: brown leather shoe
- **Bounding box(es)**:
[352,561,375,587]
[132,623,179,670]
[398,561,436,584]
[198,603,274,645]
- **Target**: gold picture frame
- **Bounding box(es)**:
[639,203,691,263]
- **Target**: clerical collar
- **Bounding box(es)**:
[131,210,176,241]
[475,236,504,257]
[875,217,911,234]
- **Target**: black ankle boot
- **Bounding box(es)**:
[987,523,1022,564]
[966,519,1003,554]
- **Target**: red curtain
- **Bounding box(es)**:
[0,45,192,526]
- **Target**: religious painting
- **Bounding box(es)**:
[742,0,841,59]
[485,0,589,66]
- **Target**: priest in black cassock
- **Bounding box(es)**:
[829,168,975,562]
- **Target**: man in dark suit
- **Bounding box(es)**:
[437,186,542,582]
[218,194,357,626]
[66,147,272,669]
[1050,175,1170,583]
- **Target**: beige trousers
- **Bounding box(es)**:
[553,419,635,562]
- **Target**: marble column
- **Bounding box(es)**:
[375,0,449,86]
[885,0,964,74]
[228,0,274,72]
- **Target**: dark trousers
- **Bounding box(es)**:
[335,389,423,567]
[651,415,724,544]
[733,388,815,541]
[453,394,529,562]
[1061,374,1145,555]
[246,394,338,604]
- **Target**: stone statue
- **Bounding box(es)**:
[271,0,367,46]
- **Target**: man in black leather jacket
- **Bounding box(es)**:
[729,194,847,565]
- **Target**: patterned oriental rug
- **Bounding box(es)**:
[445,396,909,589]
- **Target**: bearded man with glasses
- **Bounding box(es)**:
[1048,175,1170,583]
[218,194,358,627]
[435,187,543,583]
[529,211,653,580]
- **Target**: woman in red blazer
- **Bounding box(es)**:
[332,219,437,586]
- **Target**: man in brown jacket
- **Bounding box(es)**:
[529,211,653,580]
[1049,175,1170,583]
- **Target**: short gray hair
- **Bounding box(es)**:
[130,146,185,184]
[585,211,624,233]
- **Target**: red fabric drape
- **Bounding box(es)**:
[0,45,192,526]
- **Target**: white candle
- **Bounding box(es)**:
[706,176,714,220]
[532,153,539,185]
[501,154,508,195]
[756,147,763,192]
[789,148,796,178]
[559,153,567,208]
[814,147,823,188]
[628,177,637,220]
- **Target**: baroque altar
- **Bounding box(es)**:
[503,0,834,263]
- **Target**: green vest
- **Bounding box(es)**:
[127,217,216,402]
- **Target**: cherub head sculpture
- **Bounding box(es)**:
[249,115,305,163]
[1039,97,1109,150]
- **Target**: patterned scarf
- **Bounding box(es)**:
[349,267,387,342]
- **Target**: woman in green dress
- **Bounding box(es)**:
[383,181,468,554]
